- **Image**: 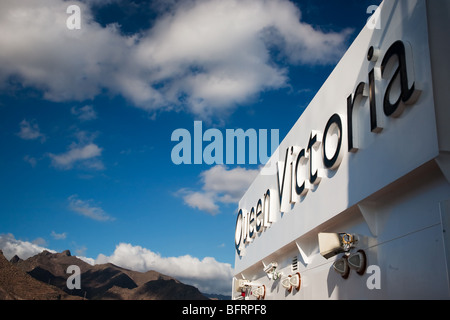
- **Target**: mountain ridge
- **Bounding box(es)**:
[2,249,208,300]
[0,249,81,300]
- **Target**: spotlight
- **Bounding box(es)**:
[233,278,262,292]
[263,262,282,280]
[348,250,367,275]
[290,272,301,291]
[332,256,350,279]
[281,276,293,292]
[282,272,301,293]
[318,232,357,259]
[233,278,250,292]
[252,285,266,300]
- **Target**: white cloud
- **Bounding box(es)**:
[32,237,48,247]
[133,0,352,117]
[51,231,67,240]
[49,143,103,170]
[17,119,46,142]
[179,165,259,215]
[0,233,55,260]
[79,0,120,6]
[68,194,114,221]
[71,105,97,121]
[24,155,38,167]
[95,243,233,295]
[78,255,95,265]
[75,245,88,257]
[0,233,94,264]
[181,190,220,215]
[48,130,104,170]
[0,0,351,118]
[201,165,259,203]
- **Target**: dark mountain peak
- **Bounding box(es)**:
[41,250,53,255]
[61,250,71,257]
[14,249,92,278]
[9,255,22,264]
[0,250,7,262]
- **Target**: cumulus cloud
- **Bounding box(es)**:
[50,231,67,240]
[48,130,104,170]
[0,233,55,260]
[32,237,48,247]
[95,243,233,295]
[201,165,259,203]
[17,119,46,142]
[0,0,351,118]
[133,0,352,116]
[49,143,103,170]
[181,190,220,215]
[68,194,114,221]
[71,105,97,121]
[0,233,95,265]
[180,165,259,215]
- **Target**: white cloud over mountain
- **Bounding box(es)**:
[0,233,55,260]
[0,0,351,118]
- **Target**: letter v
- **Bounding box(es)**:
[277,148,291,213]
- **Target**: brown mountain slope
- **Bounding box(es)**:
[101,278,208,300]
[0,250,81,300]
[13,249,92,276]
[129,278,208,300]
[10,250,208,300]
[87,263,206,300]
[89,263,176,286]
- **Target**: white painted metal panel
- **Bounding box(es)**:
[233,0,450,300]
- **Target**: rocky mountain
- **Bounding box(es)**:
[2,249,208,300]
[0,250,81,300]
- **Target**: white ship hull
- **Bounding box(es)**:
[233,0,450,300]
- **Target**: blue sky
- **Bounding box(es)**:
[0,0,381,295]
